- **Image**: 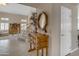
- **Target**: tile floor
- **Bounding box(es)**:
[0,35,47,56]
[0,35,46,56]
[2,35,79,56]
[0,35,30,56]
[68,49,79,56]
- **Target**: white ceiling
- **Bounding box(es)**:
[0,3,36,16]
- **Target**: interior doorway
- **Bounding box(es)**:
[60,6,72,56]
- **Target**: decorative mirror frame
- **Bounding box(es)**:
[38,12,48,32]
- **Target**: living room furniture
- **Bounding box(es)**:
[28,33,48,56]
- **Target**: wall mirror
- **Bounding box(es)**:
[38,12,48,32]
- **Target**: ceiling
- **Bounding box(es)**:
[0,3,36,16]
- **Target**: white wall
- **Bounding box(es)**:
[22,3,60,56]
[52,4,78,55]
[71,5,78,50]
[22,3,78,56]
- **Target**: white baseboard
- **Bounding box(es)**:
[70,47,78,53]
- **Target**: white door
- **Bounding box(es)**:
[60,6,72,56]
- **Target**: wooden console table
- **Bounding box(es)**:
[28,33,48,56]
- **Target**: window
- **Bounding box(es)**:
[21,24,26,30]
[0,17,9,31]
[21,19,27,32]
[0,23,9,30]
[0,23,5,30]
[5,23,9,30]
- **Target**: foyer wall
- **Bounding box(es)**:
[22,3,78,56]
